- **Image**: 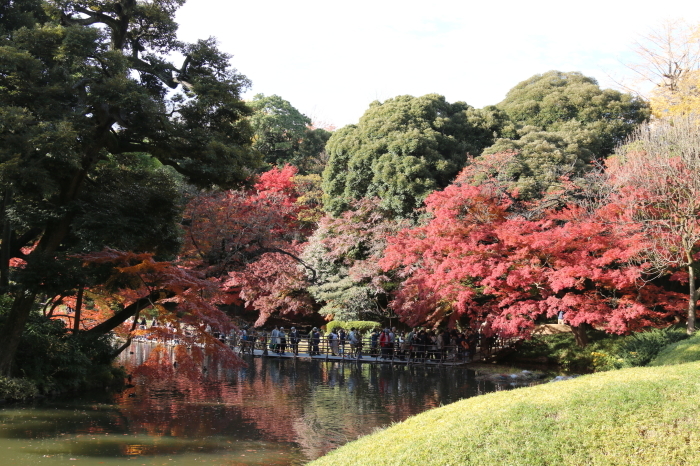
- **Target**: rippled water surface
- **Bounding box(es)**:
[0,344,506,465]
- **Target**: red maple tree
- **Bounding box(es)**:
[182,165,318,325]
[381,174,686,344]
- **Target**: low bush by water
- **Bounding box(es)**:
[509,326,688,372]
[0,377,38,402]
[0,298,125,399]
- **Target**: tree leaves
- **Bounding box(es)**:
[381,175,686,336]
[322,94,501,217]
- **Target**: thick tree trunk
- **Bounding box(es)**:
[688,263,698,335]
[572,323,590,348]
[0,292,38,376]
[0,184,84,375]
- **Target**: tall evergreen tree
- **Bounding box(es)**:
[322,94,505,217]
[0,0,260,375]
[482,71,650,197]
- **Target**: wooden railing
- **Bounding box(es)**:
[228,333,504,363]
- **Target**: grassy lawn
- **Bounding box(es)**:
[650,333,700,366]
[309,362,700,466]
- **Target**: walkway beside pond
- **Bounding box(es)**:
[230,334,514,366]
[240,347,469,365]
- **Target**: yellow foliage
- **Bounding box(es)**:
[650,69,700,117]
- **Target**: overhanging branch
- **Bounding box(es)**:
[86,289,175,335]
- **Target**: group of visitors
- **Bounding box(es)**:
[239,326,303,355]
[323,327,363,357]
[236,325,483,362]
[368,327,479,361]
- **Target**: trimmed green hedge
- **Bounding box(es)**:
[326,320,380,335]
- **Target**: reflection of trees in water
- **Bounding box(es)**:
[116,345,490,461]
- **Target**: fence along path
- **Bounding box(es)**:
[230,332,514,366]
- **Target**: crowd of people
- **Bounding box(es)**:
[132,317,494,363]
[236,326,486,362]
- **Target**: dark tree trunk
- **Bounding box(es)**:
[73,286,84,335]
[0,129,112,374]
[572,323,590,348]
[0,292,38,376]
[687,261,697,335]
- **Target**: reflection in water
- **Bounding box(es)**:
[0,343,504,465]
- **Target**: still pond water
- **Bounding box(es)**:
[0,343,523,465]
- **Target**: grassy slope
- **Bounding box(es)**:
[650,333,700,366]
[309,363,700,466]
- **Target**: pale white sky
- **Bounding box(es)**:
[175,0,700,127]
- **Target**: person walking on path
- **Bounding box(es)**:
[370,329,380,357]
[379,329,391,359]
[278,327,287,354]
[338,328,346,355]
[310,328,320,355]
[329,329,340,355]
[289,327,300,355]
[270,326,280,353]
[348,328,362,359]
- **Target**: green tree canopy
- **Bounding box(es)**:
[322,94,505,217]
[248,93,331,174]
[0,0,47,36]
[0,0,260,375]
[480,71,650,197]
[249,94,311,166]
[294,126,332,175]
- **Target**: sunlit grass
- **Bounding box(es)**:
[649,332,700,367]
[309,362,700,466]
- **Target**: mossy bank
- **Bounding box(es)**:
[309,362,700,466]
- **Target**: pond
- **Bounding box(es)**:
[0,343,528,465]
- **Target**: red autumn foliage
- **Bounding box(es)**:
[254,164,300,199]
[76,248,239,367]
[381,181,687,337]
[224,241,315,327]
[183,165,317,325]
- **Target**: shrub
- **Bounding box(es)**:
[0,376,38,401]
[513,327,689,372]
[0,308,124,394]
[649,333,700,366]
[618,327,689,366]
[512,329,620,371]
